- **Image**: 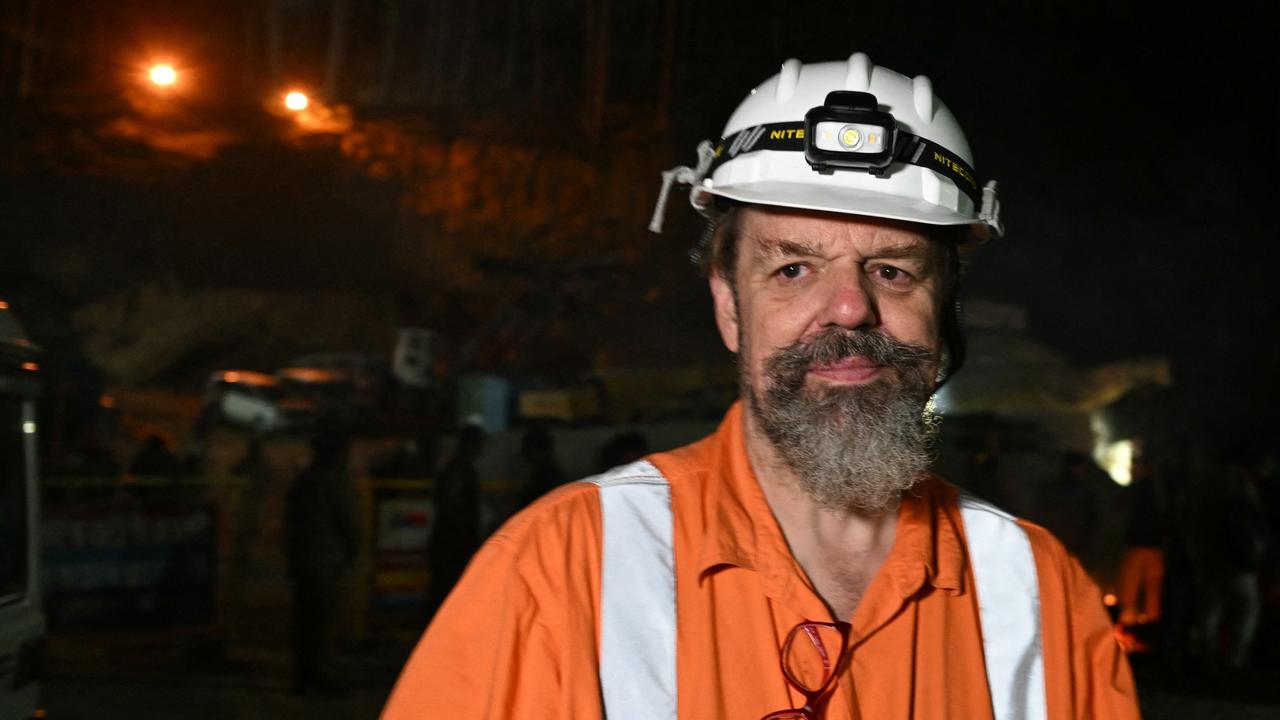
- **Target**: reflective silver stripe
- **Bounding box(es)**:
[959,495,1048,720]
[590,460,677,719]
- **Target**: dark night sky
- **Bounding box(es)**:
[3,1,1276,446]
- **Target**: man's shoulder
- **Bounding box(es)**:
[647,431,720,487]
[945,487,1078,568]
[1016,514,1096,589]
[495,454,701,542]
[492,475,604,548]
[963,493,1101,601]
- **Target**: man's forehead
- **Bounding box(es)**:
[739,207,935,257]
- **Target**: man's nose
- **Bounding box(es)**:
[815,270,878,330]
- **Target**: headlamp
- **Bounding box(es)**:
[699,93,983,209]
[803,91,897,175]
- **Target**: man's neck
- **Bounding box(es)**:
[742,410,900,623]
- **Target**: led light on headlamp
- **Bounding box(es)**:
[803,91,897,175]
[813,122,887,153]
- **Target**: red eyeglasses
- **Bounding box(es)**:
[761,620,853,720]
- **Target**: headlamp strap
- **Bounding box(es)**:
[706,121,807,176]
[706,121,982,207]
[897,134,981,207]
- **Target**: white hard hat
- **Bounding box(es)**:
[650,52,1003,240]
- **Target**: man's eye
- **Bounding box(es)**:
[875,265,911,283]
[778,263,805,279]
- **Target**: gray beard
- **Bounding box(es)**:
[744,328,939,514]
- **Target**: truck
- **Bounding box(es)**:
[0,300,44,720]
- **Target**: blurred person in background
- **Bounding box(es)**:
[1254,449,1280,667]
[426,417,485,616]
[1117,452,1168,629]
[516,425,565,510]
[283,424,359,694]
[1185,448,1270,671]
[597,430,650,473]
[128,433,181,477]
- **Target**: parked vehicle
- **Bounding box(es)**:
[287,352,391,407]
[202,370,315,433]
[277,364,389,424]
[0,300,45,720]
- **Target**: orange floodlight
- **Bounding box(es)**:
[149,64,178,87]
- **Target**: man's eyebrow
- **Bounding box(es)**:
[868,241,932,260]
[751,238,823,261]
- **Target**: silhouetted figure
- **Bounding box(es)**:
[284,428,359,694]
[129,434,181,477]
[1253,452,1280,668]
[1117,454,1169,629]
[597,430,649,473]
[517,425,565,510]
[1186,451,1269,670]
[426,421,485,616]
[1138,441,1199,667]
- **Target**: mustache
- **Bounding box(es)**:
[765,328,934,380]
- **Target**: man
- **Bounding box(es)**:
[284,424,359,694]
[425,417,486,616]
[383,53,1139,719]
[515,424,566,511]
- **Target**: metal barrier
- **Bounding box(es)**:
[41,473,518,640]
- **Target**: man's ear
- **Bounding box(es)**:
[709,273,740,353]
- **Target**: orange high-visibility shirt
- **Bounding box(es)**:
[383,403,1140,718]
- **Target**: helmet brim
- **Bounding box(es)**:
[701,182,996,242]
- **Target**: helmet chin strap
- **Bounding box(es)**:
[937,292,967,388]
[935,239,967,387]
[979,181,1004,239]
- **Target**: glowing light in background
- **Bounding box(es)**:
[284,91,310,111]
[1100,440,1135,486]
[1090,411,1135,486]
[149,64,177,87]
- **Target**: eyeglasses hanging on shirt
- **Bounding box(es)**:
[762,620,853,720]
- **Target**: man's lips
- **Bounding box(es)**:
[807,356,884,383]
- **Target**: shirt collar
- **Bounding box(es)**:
[694,402,768,576]
[694,401,966,598]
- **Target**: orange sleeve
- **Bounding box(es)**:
[1024,522,1142,720]
[1068,554,1141,719]
[381,485,605,719]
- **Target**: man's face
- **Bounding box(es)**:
[709,206,947,512]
